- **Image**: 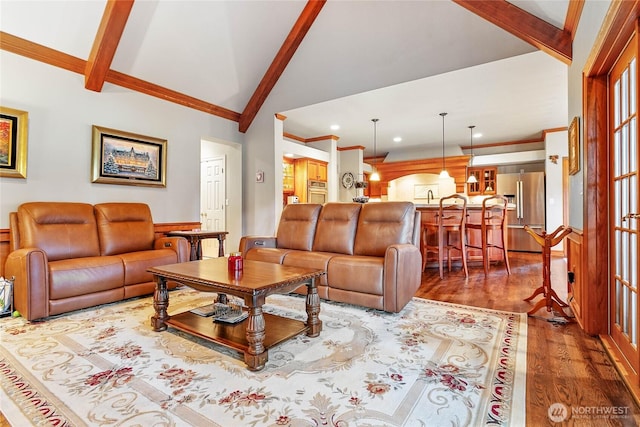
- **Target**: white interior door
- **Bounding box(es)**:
[200,157,226,258]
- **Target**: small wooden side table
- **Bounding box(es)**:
[523,225,573,318]
[166,230,228,260]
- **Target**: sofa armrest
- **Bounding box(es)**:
[239,236,276,257]
[154,237,190,263]
[383,244,422,313]
[5,248,49,321]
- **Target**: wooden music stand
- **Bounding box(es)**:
[523,225,573,318]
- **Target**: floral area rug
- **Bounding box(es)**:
[0,288,527,426]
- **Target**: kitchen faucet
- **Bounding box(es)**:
[427,189,434,204]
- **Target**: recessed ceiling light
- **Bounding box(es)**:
[473,132,483,138]
[393,137,402,142]
[330,124,340,131]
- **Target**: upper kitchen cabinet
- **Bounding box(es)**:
[295,158,327,182]
[467,167,497,195]
[283,158,295,193]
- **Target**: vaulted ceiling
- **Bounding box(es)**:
[0,0,581,157]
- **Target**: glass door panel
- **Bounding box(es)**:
[610,35,639,371]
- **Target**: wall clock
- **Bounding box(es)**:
[341,172,355,189]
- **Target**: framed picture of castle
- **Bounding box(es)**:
[91,125,167,187]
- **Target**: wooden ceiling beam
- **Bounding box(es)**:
[0,31,241,122]
[85,0,134,92]
[453,0,572,64]
[239,0,326,133]
[0,31,85,73]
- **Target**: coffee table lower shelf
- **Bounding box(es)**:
[166,310,309,355]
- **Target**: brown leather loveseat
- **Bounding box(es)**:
[5,202,190,321]
[239,202,422,313]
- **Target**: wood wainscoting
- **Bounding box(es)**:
[0,222,201,278]
[566,229,585,330]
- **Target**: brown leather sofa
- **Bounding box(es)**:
[239,202,422,313]
[5,202,190,321]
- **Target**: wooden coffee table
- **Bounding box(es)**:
[148,258,325,371]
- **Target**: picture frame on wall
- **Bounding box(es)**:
[91,125,167,187]
[568,116,580,175]
[0,106,29,179]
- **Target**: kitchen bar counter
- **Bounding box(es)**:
[416,204,512,269]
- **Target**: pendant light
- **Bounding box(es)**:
[467,125,478,184]
[439,113,449,179]
[369,118,380,181]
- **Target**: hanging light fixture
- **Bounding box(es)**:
[439,112,449,179]
[467,125,478,184]
[369,118,380,181]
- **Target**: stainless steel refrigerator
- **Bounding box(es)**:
[496,171,545,252]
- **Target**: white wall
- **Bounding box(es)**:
[0,52,243,230]
[545,129,568,250]
[567,1,611,229]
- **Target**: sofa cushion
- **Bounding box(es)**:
[326,255,384,295]
[49,256,124,300]
[353,202,416,257]
[95,203,155,255]
[282,250,335,286]
[312,203,361,255]
[17,202,100,261]
[119,249,178,286]
[276,204,322,251]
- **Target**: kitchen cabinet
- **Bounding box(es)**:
[282,158,295,205]
[294,158,328,203]
[300,159,327,181]
[467,167,497,195]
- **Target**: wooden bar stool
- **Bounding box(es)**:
[465,195,511,275]
[422,194,468,279]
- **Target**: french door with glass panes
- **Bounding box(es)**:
[610,32,639,374]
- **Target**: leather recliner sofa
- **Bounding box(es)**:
[5,202,190,321]
[239,202,422,313]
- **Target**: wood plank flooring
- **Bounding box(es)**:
[1,252,638,426]
[419,252,639,426]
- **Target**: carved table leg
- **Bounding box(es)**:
[151,276,169,331]
[306,278,322,337]
[244,304,267,371]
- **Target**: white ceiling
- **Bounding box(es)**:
[0,0,570,159]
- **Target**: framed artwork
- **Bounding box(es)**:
[91,125,167,187]
[568,116,580,175]
[0,106,28,179]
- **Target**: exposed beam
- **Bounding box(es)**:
[564,0,585,39]
[453,0,572,64]
[0,31,241,122]
[239,0,326,133]
[85,0,134,92]
[105,70,241,121]
[0,31,85,73]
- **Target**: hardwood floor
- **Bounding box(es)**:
[1,252,637,426]
[419,252,639,426]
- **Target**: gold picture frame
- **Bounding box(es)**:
[568,116,580,175]
[91,125,167,187]
[0,106,29,179]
